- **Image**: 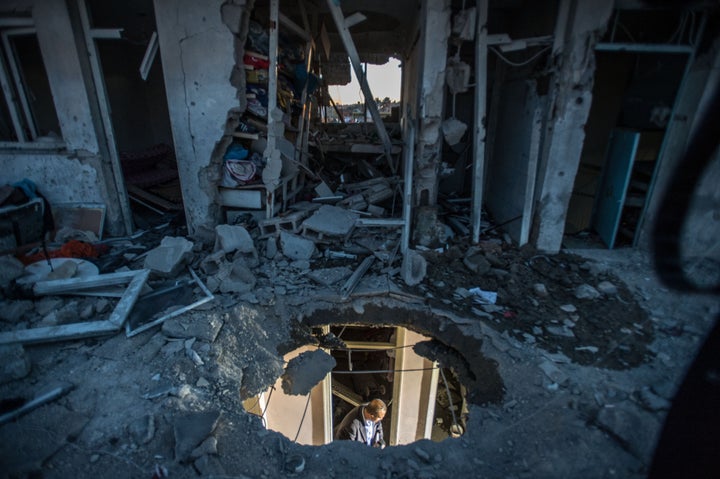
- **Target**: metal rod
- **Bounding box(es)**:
[471,1,489,243]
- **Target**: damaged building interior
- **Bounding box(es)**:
[1,0,719,477]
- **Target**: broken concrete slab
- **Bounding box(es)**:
[402,249,427,286]
[597,280,619,295]
[301,204,359,237]
[162,313,224,342]
[0,343,31,384]
[463,249,491,275]
[144,236,194,277]
[595,403,661,460]
[191,435,218,459]
[308,266,352,287]
[128,414,156,445]
[265,236,278,259]
[219,259,256,294]
[280,231,316,260]
[538,360,569,385]
[281,349,336,395]
[213,224,255,254]
[174,410,221,463]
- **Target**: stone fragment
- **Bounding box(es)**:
[559,304,577,313]
[0,344,31,384]
[533,283,549,297]
[194,454,227,476]
[144,237,194,277]
[282,350,337,395]
[301,205,359,236]
[308,266,352,287]
[219,259,256,294]
[280,232,316,261]
[162,314,224,342]
[0,255,25,286]
[214,224,255,254]
[402,249,427,286]
[174,411,221,463]
[191,436,218,458]
[96,298,110,314]
[574,283,601,300]
[595,403,660,459]
[265,236,278,259]
[545,325,575,338]
[463,247,491,275]
[35,298,63,317]
[597,280,618,295]
[0,300,34,323]
[538,360,568,385]
[637,387,671,412]
[220,3,245,34]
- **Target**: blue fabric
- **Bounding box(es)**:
[223,143,249,160]
[12,178,37,199]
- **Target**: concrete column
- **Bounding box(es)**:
[154,0,239,240]
[414,0,451,207]
[531,0,613,253]
[33,0,99,153]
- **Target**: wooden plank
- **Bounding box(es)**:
[34,270,141,296]
[331,381,363,407]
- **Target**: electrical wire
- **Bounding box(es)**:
[332,343,419,353]
[293,392,312,442]
[260,386,275,428]
[490,45,551,68]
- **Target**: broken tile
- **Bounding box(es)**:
[280,231,316,261]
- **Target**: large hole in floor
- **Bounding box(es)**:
[241,301,505,446]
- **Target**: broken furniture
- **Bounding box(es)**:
[0,196,45,253]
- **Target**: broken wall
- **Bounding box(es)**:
[153,0,240,241]
[0,0,127,236]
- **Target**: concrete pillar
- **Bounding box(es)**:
[414,0,451,207]
[154,0,239,241]
[531,0,613,253]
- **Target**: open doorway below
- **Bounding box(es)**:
[242,324,470,446]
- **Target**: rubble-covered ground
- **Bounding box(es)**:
[0,215,718,479]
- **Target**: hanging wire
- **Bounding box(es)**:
[489,45,551,68]
[260,386,275,428]
[439,367,460,433]
[293,393,312,442]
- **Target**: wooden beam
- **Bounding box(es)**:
[471,1,489,243]
[0,320,118,346]
[325,0,395,173]
[33,270,142,295]
[108,269,150,327]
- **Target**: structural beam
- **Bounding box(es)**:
[325,0,395,173]
[471,1,489,243]
[595,42,693,54]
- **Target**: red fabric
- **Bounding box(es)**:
[18,240,108,265]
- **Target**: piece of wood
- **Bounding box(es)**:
[126,184,182,211]
[340,256,374,299]
[0,383,74,425]
[0,320,119,346]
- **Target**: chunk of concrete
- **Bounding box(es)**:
[0,300,34,323]
[213,224,255,254]
[144,237,194,277]
[575,283,601,300]
[191,435,218,459]
[174,411,221,463]
[595,403,661,459]
[0,255,25,287]
[219,259,256,294]
[162,314,224,343]
[463,251,491,275]
[597,280,618,295]
[281,349,337,396]
[0,344,31,384]
[307,266,352,287]
[301,205,359,236]
[538,360,569,385]
[128,414,155,445]
[265,236,278,259]
[280,231,316,261]
[402,249,427,286]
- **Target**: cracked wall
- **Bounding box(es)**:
[154,0,240,241]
